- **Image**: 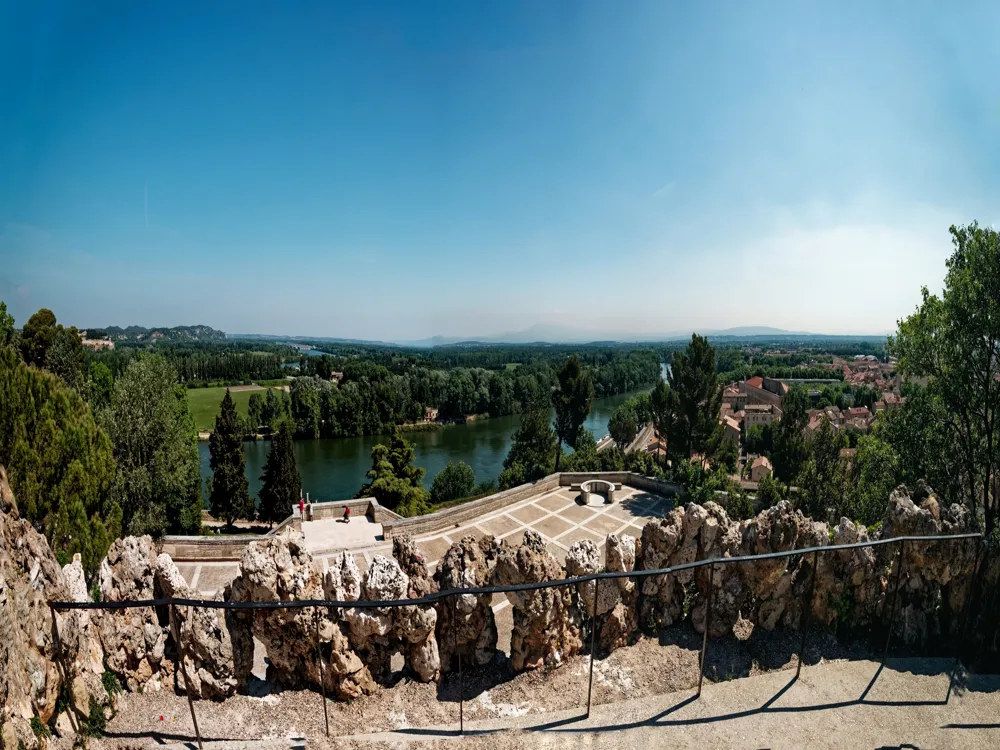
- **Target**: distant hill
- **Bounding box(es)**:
[86,325,227,344]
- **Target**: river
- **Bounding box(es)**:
[198,382,661,502]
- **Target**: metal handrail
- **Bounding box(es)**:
[47,532,981,612]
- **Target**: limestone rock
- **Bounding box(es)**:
[0,467,100,731]
[880,485,978,646]
[435,535,500,671]
[224,536,375,700]
[97,536,170,693]
[323,551,362,604]
[392,536,440,683]
[494,531,584,672]
[342,544,441,684]
[155,553,238,699]
[637,509,687,630]
[601,534,640,650]
[738,502,828,632]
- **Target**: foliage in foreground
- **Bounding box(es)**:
[0,347,116,577]
[97,354,203,537]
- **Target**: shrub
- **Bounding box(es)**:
[30,716,51,739]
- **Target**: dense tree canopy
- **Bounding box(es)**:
[97,355,203,537]
[0,347,117,577]
[430,461,477,505]
[20,308,58,367]
[890,222,1000,533]
[0,301,16,352]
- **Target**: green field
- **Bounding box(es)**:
[186,386,285,432]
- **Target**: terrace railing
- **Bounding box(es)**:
[49,532,984,747]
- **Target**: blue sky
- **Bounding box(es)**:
[2,1,998,340]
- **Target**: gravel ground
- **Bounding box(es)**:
[70,619,878,750]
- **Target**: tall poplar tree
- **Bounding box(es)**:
[258,420,301,526]
[551,355,594,471]
[208,389,253,526]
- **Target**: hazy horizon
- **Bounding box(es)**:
[3,2,999,340]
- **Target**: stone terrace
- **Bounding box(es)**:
[173,484,672,600]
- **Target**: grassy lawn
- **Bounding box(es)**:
[186,386,284,432]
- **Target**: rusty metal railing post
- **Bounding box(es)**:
[797,549,819,680]
[169,603,203,750]
[948,539,982,698]
[313,608,330,737]
[881,539,906,669]
[586,575,600,717]
[697,562,715,698]
[452,589,463,735]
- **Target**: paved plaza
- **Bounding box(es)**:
[175,485,673,600]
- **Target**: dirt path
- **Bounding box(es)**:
[81,626,895,750]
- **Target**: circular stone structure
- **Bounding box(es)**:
[579,479,615,505]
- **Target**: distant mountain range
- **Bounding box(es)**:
[85,325,226,344]
[235,324,886,348]
[95,323,886,349]
[393,324,880,347]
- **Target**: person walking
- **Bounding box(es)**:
[343,505,351,523]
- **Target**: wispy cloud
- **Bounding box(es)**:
[652,181,676,198]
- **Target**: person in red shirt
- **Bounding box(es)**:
[343,506,351,523]
[299,497,305,519]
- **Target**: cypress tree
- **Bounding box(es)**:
[208,389,253,526]
[258,420,301,526]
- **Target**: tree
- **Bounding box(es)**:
[662,334,722,463]
[86,361,114,411]
[796,418,846,521]
[45,325,85,389]
[98,355,204,537]
[551,355,594,471]
[608,401,639,449]
[848,435,900,526]
[772,387,809,483]
[873,385,963,505]
[649,379,673,464]
[262,388,283,432]
[890,222,1000,533]
[258,420,301,525]
[247,392,264,435]
[499,395,558,489]
[357,427,430,516]
[20,308,57,367]
[0,300,16,351]
[0,347,116,577]
[430,461,476,505]
[756,473,786,508]
[208,390,253,526]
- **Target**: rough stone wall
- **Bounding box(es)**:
[493,531,585,671]
[154,554,239,699]
[224,535,375,700]
[565,534,641,652]
[434,535,500,671]
[0,467,104,750]
[336,540,440,685]
[98,536,171,692]
[2,466,987,724]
